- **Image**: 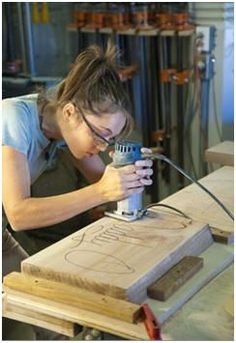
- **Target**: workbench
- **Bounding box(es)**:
[150,165,234,340]
[205,141,234,167]
[3,166,234,340]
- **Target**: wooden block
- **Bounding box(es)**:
[4,301,79,337]
[147,256,204,301]
[3,272,143,324]
[3,288,149,341]
[205,141,234,166]
[210,227,234,244]
[21,213,213,303]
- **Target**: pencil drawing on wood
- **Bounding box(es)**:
[62,212,191,274]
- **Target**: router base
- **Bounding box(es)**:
[105,211,144,222]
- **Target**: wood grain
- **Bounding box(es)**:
[21,211,213,303]
[3,272,143,324]
[3,288,149,340]
[147,256,204,301]
[4,301,78,337]
[160,166,233,233]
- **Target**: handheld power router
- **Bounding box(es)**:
[105,140,234,223]
[105,140,146,222]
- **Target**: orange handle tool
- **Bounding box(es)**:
[142,304,162,340]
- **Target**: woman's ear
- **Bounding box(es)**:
[62,102,76,121]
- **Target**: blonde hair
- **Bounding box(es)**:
[38,41,134,138]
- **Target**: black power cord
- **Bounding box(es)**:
[144,203,191,220]
[142,152,234,221]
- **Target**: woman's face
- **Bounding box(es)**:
[59,104,126,159]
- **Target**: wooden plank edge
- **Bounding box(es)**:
[3,272,142,324]
[3,288,149,341]
[4,301,78,337]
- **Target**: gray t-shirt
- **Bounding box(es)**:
[2,93,66,184]
[2,94,67,232]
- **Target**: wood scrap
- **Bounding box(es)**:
[3,288,149,341]
[210,227,234,244]
[3,272,143,324]
[4,301,79,337]
[147,256,203,301]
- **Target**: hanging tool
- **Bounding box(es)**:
[141,304,162,340]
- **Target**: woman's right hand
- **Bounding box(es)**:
[96,163,150,202]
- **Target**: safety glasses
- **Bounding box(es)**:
[78,108,116,147]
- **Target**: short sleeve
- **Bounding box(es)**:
[2,99,31,156]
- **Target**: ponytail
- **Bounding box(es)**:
[38,41,134,137]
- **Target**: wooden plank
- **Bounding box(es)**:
[4,301,78,337]
[3,272,143,324]
[160,166,234,233]
[3,288,149,341]
[147,256,203,301]
[205,141,234,166]
[21,212,213,303]
[145,243,233,324]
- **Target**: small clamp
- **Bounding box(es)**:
[141,304,161,340]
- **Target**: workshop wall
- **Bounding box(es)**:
[189,3,234,145]
[2,2,234,202]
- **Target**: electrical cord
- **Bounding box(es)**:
[144,203,191,220]
[212,77,223,141]
[142,152,234,221]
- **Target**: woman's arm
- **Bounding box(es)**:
[2,147,106,231]
[3,147,151,231]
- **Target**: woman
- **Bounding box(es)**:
[2,42,153,338]
[2,41,154,269]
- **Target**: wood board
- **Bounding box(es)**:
[3,288,149,340]
[3,299,79,337]
[22,211,213,303]
[205,141,234,166]
[160,166,234,233]
[3,243,232,340]
[3,272,143,324]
